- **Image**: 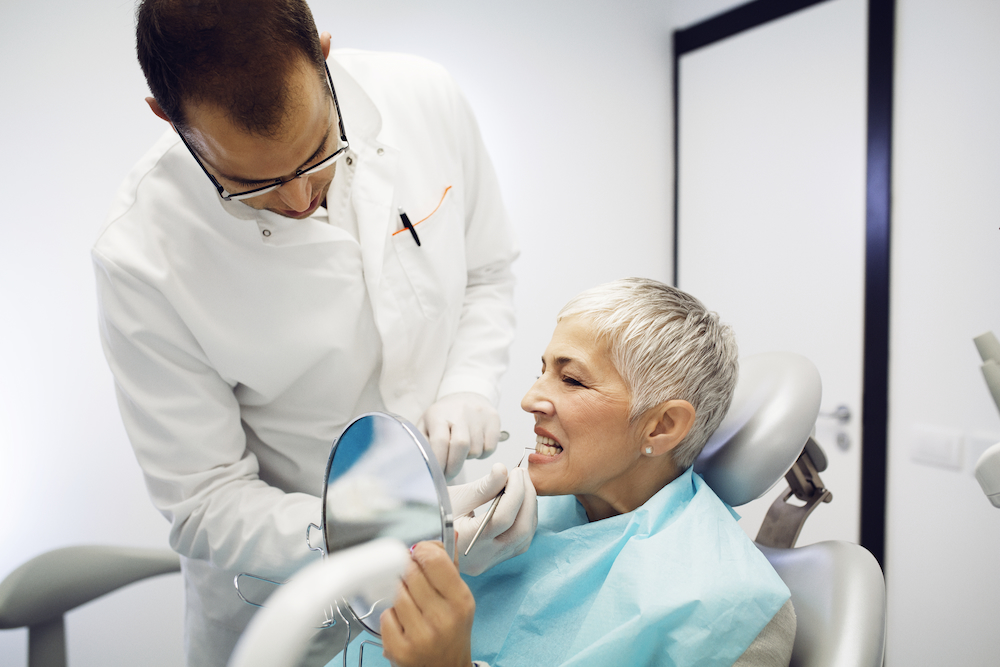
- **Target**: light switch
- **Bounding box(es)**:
[910,424,963,470]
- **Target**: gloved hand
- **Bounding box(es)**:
[448,463,537,576]
[418,392,502,480]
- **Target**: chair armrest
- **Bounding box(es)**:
[0,545,180,629]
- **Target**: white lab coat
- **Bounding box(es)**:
[92,50,517,666]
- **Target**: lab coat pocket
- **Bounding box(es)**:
[391,188,467,321]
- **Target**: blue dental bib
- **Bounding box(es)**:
[463,467,789,666]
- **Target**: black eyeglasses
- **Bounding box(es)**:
[177,63,349,201]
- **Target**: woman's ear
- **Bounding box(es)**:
[642,400,696,456]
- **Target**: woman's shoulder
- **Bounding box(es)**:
[732,599,797,667]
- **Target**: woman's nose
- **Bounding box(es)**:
[520,377,553,415]
[276,175,313,211]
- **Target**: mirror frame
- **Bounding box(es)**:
[319,411,455,637]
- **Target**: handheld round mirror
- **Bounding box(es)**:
[320,412,454,637]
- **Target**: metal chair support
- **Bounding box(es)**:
[756,437,834,549]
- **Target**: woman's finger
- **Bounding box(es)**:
[411,542,463,597]
[400,558,437,614]
[410,542,476,621]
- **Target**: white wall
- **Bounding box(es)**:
[0,1,673,664]
[886,1,1000,664]
[0,2,180,664]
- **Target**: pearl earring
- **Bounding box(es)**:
[645,447,653,455]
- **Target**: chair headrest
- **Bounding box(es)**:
[694,352,822,507]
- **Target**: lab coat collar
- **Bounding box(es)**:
[327,51,398,296]
[327,51,383,141]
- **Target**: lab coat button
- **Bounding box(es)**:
[262,229,271,237]
[377,148,384,155]
[345,157,353,165]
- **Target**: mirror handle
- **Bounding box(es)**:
[307,523,326,555]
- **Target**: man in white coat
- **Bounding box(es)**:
[92,0,535,664]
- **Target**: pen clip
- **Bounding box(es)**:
[397,206,421,247]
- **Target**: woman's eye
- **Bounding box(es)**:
[562,376,584,387]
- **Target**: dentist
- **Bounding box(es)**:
[92,1,534,664]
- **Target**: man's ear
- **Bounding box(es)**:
[320,31,331,59]
[642,400,696,456]
[145,97,174,129]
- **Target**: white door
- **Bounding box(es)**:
[676,0,868,545]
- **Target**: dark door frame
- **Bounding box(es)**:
[671,0,894,566]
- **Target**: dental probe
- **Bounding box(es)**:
[459,432,510,555]
[463,447,533,556]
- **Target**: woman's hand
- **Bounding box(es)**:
[380,540,476,667]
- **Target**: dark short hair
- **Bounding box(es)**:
[136,0,327,137]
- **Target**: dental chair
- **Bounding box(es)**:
[695,352,887,667]
[0,545,180,667]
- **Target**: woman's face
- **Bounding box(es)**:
[521,316,648,511]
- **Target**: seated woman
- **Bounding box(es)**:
[379,278,796,667]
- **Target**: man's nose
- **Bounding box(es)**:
[276,175,313,211]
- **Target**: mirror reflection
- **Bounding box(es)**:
[322,412,452,637]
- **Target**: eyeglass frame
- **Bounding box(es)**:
[176,63,349,202]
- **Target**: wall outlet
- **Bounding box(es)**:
[911,424,963,470]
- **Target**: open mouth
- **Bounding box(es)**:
[535,435,564,456]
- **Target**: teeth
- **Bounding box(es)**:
[535,434,563,456]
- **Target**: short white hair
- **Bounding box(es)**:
[558,277,738,469]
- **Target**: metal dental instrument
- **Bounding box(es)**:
[464,446,534,556]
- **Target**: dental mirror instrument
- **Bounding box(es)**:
[464,446,533,556]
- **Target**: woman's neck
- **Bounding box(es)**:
[576,462,684,522]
